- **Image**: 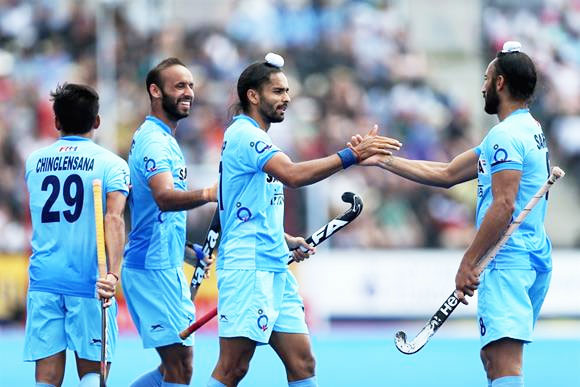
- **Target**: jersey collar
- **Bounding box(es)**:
[60,135,91,142]
[506,108,529,119]
[146,115,173,135]
[233,114,260,128]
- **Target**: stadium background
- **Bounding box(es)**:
[0,0,578,385]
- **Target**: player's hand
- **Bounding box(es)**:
[287,236,315,263]
[202,252,214,279]
[454,262,480,305]
[347,125,402,164]
[96,273,118,308]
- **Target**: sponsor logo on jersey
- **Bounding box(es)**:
[257,309,269,332]
[144,157,157,172]
[251,140,272,154]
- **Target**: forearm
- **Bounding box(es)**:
[278,155,343,188]
[461,200,514,268]
[155,187,212,212]
[104,212,125,275]
[378,156,454,188]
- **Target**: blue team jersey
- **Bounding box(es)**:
[217,114,288,271]
[25,136,129,297]
[124,116,188,269]
[473,109,552,270]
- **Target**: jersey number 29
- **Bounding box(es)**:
[41,174,84,223]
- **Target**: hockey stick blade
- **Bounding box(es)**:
[394,167,565,355]
[395,291,459,354]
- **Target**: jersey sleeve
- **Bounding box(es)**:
[236,126,280,172]
[105,156,130,196]
[481,127,525,174]
[136,132,172,181]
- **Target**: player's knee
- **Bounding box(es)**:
[480,349,490,375]
[231,362,250,382]
[286,352,316,380]
[36,369,63,387]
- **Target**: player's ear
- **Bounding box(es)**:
[94,115,101,129]
[149,83,162,99]
[247,88,260,106]
[495,74,505,92]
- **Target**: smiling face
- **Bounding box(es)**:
[156,64,194,121]
[481,59,500,115]
[256,72,290,124]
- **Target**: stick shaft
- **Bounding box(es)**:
[92,179,108,386]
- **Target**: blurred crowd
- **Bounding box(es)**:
[0,0,578,254]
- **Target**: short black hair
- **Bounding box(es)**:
[146,57,186,100]
[494,50,537,102]
[50,83,99,135]
[236,62,282,114]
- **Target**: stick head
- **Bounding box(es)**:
[394,325,434,355]
[341,192,363,220]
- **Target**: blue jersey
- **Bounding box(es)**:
[474,109,552,270]
[217,115,288,272]
[25,136,129,297]
[124,116,188,269]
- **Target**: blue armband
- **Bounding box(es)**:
[337,148,358,169]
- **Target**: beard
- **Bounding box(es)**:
[161,93,191,121]
[258,100,285,124]
[484,83,500,115]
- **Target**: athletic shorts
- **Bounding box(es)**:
[478,268,551,349]
[23,291,118,362]
[217,269,309,344]
[121,266,195,348]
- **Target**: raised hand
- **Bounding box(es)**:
[347,124,402,165]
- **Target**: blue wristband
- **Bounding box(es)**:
[337,148,358,169]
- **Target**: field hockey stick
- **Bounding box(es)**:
[394,166,565,355]
[186,209,221,298]
[179,191,364,339]
[92,180,108,387]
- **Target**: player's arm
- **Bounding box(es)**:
[367,149,478,188]
[149,172,217,211]
[264,130,401,188]
[96,190,127,307]
[454,169,521,304]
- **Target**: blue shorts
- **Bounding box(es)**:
[23,291,117,362]
[121,266,195,348]
[478,268,551,348]
[217,269,308,344]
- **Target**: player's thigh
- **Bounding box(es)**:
[529,269,551,325]
[24,291,67,362]
[64,295,118,363]
[478,268,536,349]
[122,267,195,348]
[272,270,309,336]
[217,269,284,344]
